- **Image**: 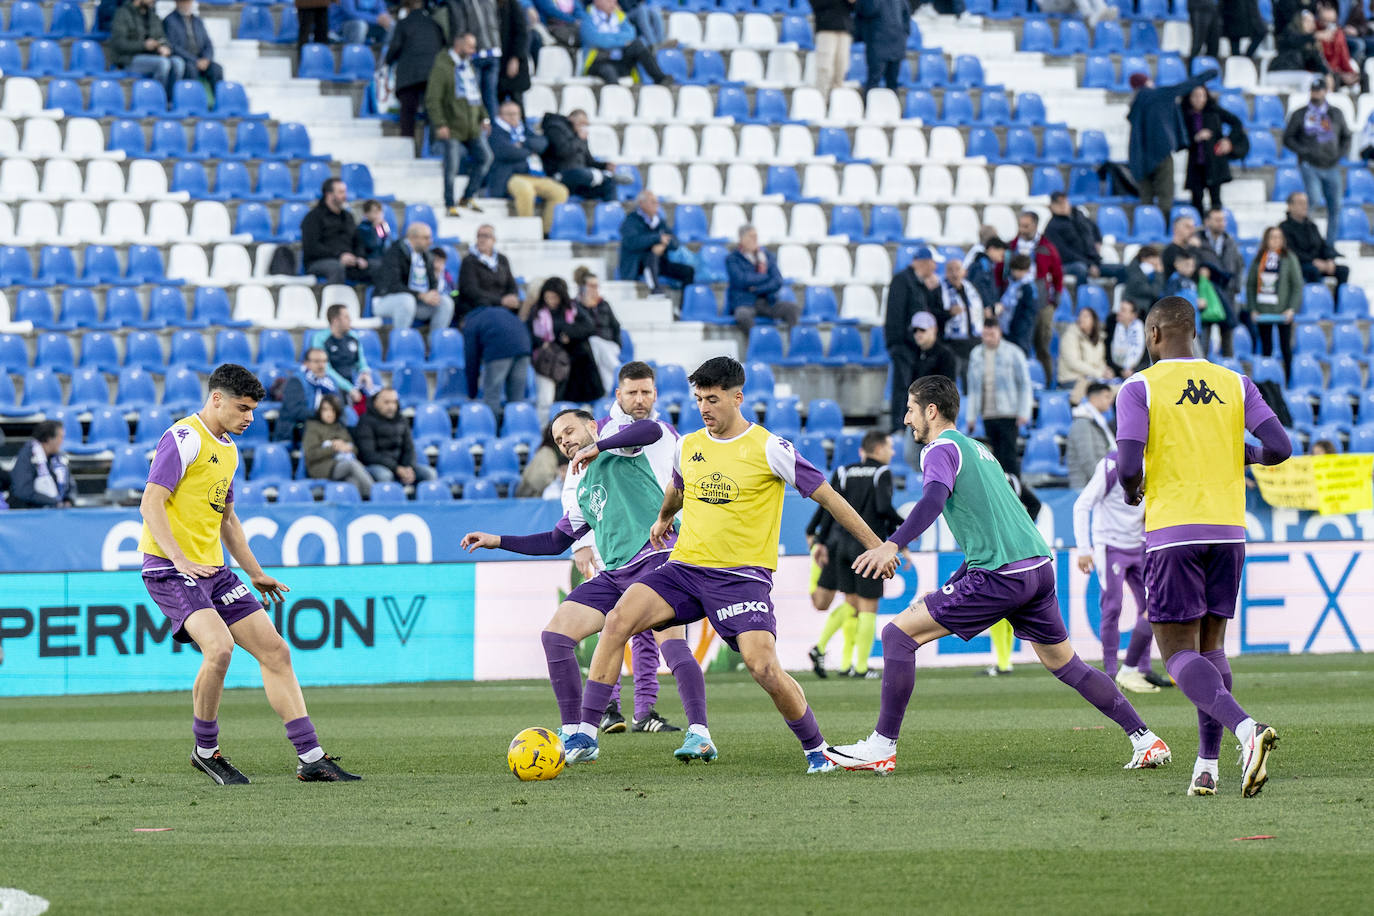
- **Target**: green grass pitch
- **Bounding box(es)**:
[2,653,1371,914]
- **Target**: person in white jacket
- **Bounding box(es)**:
[1072,449,1172,694]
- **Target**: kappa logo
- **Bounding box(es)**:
[1176,379,1225,405]
[688,452,706,462]
[716,600,769,621]
[208,454,220,464]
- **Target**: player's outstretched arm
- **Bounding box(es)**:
[649,486,684,550]
[852,481,950,578]
[463,527,578,556]
[811,482,896,578]
[570,418,665,474]
[140,483,216,578]
[221,503,289,604]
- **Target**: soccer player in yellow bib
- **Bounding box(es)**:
[139,364,359,785]
[561,358,899,773]
[1116,296,1292,797]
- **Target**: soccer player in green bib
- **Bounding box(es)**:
[826,374,1171,775]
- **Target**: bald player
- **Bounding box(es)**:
[1116,296,1292,797]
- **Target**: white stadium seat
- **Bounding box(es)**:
[2,78,45,116]
[723,164,763,201]
[523,85,557,121]
[750,203,788,244]
[233,285,277,326]
[675,85,715,124]
[83,159,126,201]
[840,285,882,324]
[559,84,597,117]
[63,118,109,159]
[801,164,840,201]
[190,201,233,242]
[826,87,866,127]
[39,159,83,200]
[683,163,723,201]
[788,87,826,124]
[727,49,764,84]
[991,164,1031,202]
[889,126,928,164]
[59,200,101,241]
[166,243,210,283]
[854,244,893,284]
[853,126,891,161]
[915,165,954,202]
[737,125,776,162]
[905,203,943,240]
[275,285,321,328]
[0,202,13,242]
[15,200,58,243]
[703,12,740,49]
[660,124,699,163]
[788,203,829,243]
[585,124,619,161]
[699,124,738,164]
[667,12,702,47]
[983,204,1018,243]
[126,159,173,200]
[839,163,879,203]
[147,200,190,243]
[777,124,815,162]
[942,205,981,245]
[776,244,814,282]
[598,84,635,124]
[928,127,967,163]
[645,163,684,199]
[765,50,801,85]
[954,165,992,203]
[740,13,778,49]
[708,202,748,242]
[103,200,147,243]
[636,85,674,125]
[210,243,253,284]
[878,164,916,201]
[0,158,39,201]
[813,244,854,284]
[21,118,63,157]
[535,47,572,82]
[862,89,901,125]
[618,124,657,163]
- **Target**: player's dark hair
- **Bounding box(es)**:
[552,408,595,426]
[316,394,344,422]
[208,363,266,401]
[1148,295,1197,337]
[860,429,889,454]
[325,303,348,323]
[689,356,745,391]
[33,419,63,443]
[908,375,960,422]
[618,360,655,383]
[1009,253,1032,272]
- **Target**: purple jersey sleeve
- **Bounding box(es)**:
[226,481,235,505]
[1240,376,1277,433]
[146,430,186,491]
[919,439,960,492]
[501,525,578,556]
[1114,377,1149,443]
[596,418,664,452]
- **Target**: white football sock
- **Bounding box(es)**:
[1235,717,1257,747]
[577,722,598,738]
[869,731,897,751]
[1131,728,1157,751]
[195,744,218,759]
[1193,757,1219,779]
[687,723,712,742]
[299,746,325,764]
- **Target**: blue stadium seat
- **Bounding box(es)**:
[951,55,983,88]
[114,366,159,411]
[1128,20,1160,52]
[751,87,787,124]
[1328,354,1364,393]
[1013,93,1047,126]
[795,432,830,472]
[1299,284,1335,322]
[36,332,76,375]
[942,89,974,126]
[427,327,464,369]
[339,43,376,81]
[0,39,18,75]
[211,327,253,367]
[238,4,275,41]
[458,401,499,439]
[765,397,802,440]
[829,205,864,239]
[1250,93,1286,129]
[1093,20,1125,52]
[1346,167,1374,205]
[743,361,775,404]
[480,439,521,488]
[781,15,814,48]
[1351,424,1374,453]
[1022,429,1066,478]
[1156,54,1186,86]
[1077,284,1109,320]
[151,287,199,329]
[37,246,81,289]
[765,165,802,200]
[233,120,273,159]
[1083,54,1114,90]
[50,1,87,38]
[122,330,166,374]
[1337,285,1369,319]
[412,401,453,449]
[817,126,851,160]
[866,205,903,244]
[1130,206,1166,243]
[131,79,170,116]
[106,446,153,491]
[413,480,452,502]
[462,478,499,500]
[716,85,749,121]
[214,81,255,119]
[234,202,273,240]
[78,407,132,454]
[1294,323,1328,356]
[687,49,725,85]
[1287,354,1325,397]
[904,89,937,122]
[746,326,786,363]
[249,162,294,201]
[977,88,1011,125]
[862,326,888,367]
[674,204,709,243]
[15,290,57,329]
[656,47,687,83]
[549,203,588,242]
[233,483,267,507]
[1338,206,1371,243]
[1021,18,1055,53]
[1069,165,1102,201]
[1035,391,1073,432]
[653,364,690,410]
[1058,20,1093,56]
[436,440,476,483]
[845,46,867,85]
[1319,390,1354,427]
[171,80,210,118]
[164,367,206,406]
[382,328,426,370]
[247,443,293,485]
[315,481,358,504]
[274,481,314,503]
[209,161,251,201]
[1271,166,1303,202]
[500,401,542,445]
[275,123,314,159]
[13,368,63,415]
[1286,393,1315,430]
[59,289,100,330]
[1003,127,1036,164]
[917,51,947,87]
[806,398,844,437]
[696,243,729,284]
[391,365,429,404]
[78,331,120,373]
[1040,126,1074,164]
[1078,130,1110,164]
[1029,165,1065,197]
[150,120,187,158]
[7,2,46,37]
[404,202,438,238]
[258,329,296,368]
[298,43,335,80]
[801,286,838,323]
[171,161,210,199]
[88,80,126,116]
[777,326,824,366]
[587,202,625,244]
[274,203,309,242]
[46,78,83,112]
[275,4,300,43]
[1330,323,1364,358]
[107,119,145,156]
[189,120,231,160]
[1246,129,1278,167]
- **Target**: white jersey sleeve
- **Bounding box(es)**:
[1072,458,1109,556]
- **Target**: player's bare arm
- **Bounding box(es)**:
[649,486,684,549]
[140,482,215,578]
[221,503,288,604]
[810,482,896,578]
[570,443,600,475]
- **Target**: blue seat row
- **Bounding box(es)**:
[1,1,88,39]
[0,38,118,78]
[107,118,317,160]
[297,43,378,83]
[1021,17,1162,55]
[743,324,887,368]
[43,76,260,119]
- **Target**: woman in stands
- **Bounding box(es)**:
[302,395,374,499]
[1057,307,1110,403]
[1246,227,1303,383]
[525,277,606,405]
[1180,85,1249,215]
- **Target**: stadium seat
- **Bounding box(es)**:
[1022,429,1067,479]
[106,446,153,491]
[249,443,294,485]
[1083,54,1114,90]
[36,332,77,375]
[1035,392,1073,432]
[412,402,453,449]
[795,432,830,472]
[171,80,210,118]
[1337,285,1369,319]
[1021,18,1055,53]
[462,478,499,500]
[479,439,521,489]
[214,330,254,367]
[1299,284,1334,323]
[258,329,296,368]
[276,123,314,159]
[1294,324,1329,356]
[805,399,844,437]
[1093,20,1125,52]
[123,335,166,375]
[765,397,802,441]
[298,43,334,80]
[1328,354,1364,393]
[457,402,499,441]
[78,331,120,374]
[164,367,205,405]
[1287,355,1325,397]
[7,2,46,37]
[190,120,231,160]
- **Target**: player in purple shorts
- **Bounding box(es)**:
[461,402,709,762]
[1116,296,1291,797]
[139,364,358,784]
[562,357,898,774]
[826,372,1170,775]
[1072,449,1170,693]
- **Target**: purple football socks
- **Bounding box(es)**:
[1052,655,1147,735]
[1166,649,1248,735]
[1197,648,1234,760]
[659,638,707,726]
[630,631,660,720]
[785,707,824,751]
[540,631,583,726]
[193,716,218,751]
[875,623,920,740]
[285,716,320,757]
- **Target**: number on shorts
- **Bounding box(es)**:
[181,574,197,588]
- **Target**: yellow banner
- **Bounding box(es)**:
[1252,454,1374,515]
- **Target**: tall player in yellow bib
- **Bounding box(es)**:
[1116,297,1292,797]
[139,364,359,785]
[566,358,899,773]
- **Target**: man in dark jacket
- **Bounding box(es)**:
[497,0,531,116]
[8,420,72,509]
[1283,76,1353,242]
[965,236,1004,310]
[426,32,494,213]
[1121,245,1165,314]
[355,388,437,485]
[1281,190,1350,288]
[1126,67,1219,216]
[276,348,344,443]
[457,223,520,324]
[163,0,222,92]
[541,110,621,201]
[487,100,568,235]
[463,298,533,416]
[884,247,945,430]
[373,223,455,330]
[1045,192,1126,285]
[1196,206,1247,323]
[856,0,910,97]
[436,0,504,121]
[107,0,184,97]
[386,0,446,138]
[617,190,694,290]
[726,224,796,333]
[909,311,958,389]
[301,178,373,285]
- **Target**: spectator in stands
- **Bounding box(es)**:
[727,225,795,334]
[1122,244,1164,314]
[1106,298,1148,379]
[374,223,456,330]
[488,100,569,235]
[464,287,533,416]
[1181,85,1248,215]
[1197,206,1247,342]
[303,395,374,499]
[856,0,910,97]
[1272,10,1331,74]
[541,110,624,201]
[999,253,1040,360]
[435,0,504,119]
[387,0,446,139]
[1284,79,1352,244]
[1361,109,1374,161]
[8,421,71,509]
[575,267,624,394]
[164,0,223,94]
[277,348,345,443]
[457,224,520,324]
[621,0,669,48]
[1163,214,1205,278]
[535,0,582,48]
[108,0,185,99]
[355,199,392,266]
[356,388,438,485]
[884,246,944,430]
[813,0,856,95]
[1311,438,1338,455]
[999,213,1061,384]
[938,258,984,365]
[427,32,495,215]
[1282,191,1350,288]
[498,0,532,116]
[527,277,605,403]
[516,426,563,497]
[1188,0,1223,62]
[312,304,381,409]
[1247,225,1303,380]
[1057,307,1110,400]
[1345,0,1374,62]
[909,312,958,391]
[1223,0,1268,58]
[336,0,395,45]
[1045,193,1124,286]
[578,0,675,85]
[432,247,457,304]
[1067,382,1116,489]
[1165,251,1200,300]
[966,318,1032,476]
[1037,0,1118,28]
[965,236,1005,313]
[1316,5,1363,89]
[1126,66,1218,218]
[296,0,331,46]
[301,178,373,285]
[618,190,694,291]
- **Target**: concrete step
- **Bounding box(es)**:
[224,55,296,84]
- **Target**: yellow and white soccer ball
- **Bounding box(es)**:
[507,727,566,781]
